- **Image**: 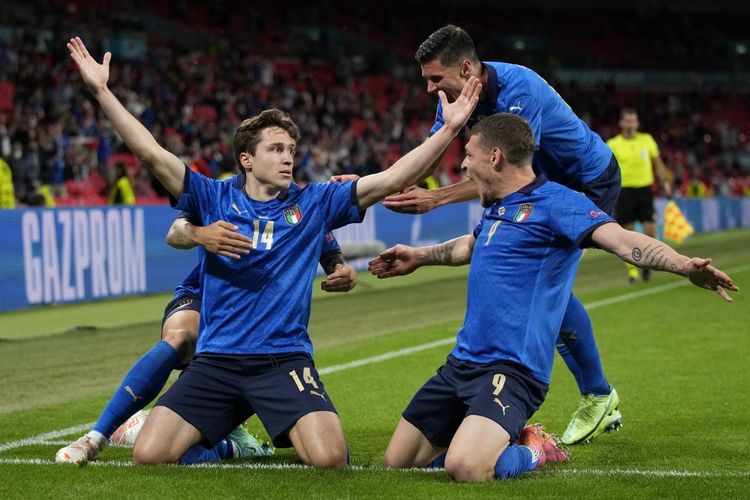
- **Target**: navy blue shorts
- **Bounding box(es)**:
[155,352,337,448]
[402,356,548,447]
[161,293,202,328]
[581,154,621,216]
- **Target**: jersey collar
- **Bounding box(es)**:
[494,175,547,205]
[467,63,499,129]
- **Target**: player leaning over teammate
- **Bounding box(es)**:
[369,113,737,482]
[55,213,357,464]
[66,36,482,468]
[382,25,626,444]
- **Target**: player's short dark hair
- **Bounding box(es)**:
[620,107,638,119]
[233,109,300,164]
[415,24,479,66]
[469,113,535,165]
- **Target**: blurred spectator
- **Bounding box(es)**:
[108,162,135,205]
[0,155,15,208]
[0,1,747,206]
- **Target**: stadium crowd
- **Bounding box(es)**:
[0,0,749,207]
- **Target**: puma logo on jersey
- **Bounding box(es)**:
[231,203,248,216]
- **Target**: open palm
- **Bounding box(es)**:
[67,37,111,94]
[685,257,739,302]
[440,76,481,133]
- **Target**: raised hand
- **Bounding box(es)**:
[368,244,421,279]
[194,221,253,259]
[440,76,482,133]
[684,257,739,302]
[321,264,358,292]
[67,37,111,95]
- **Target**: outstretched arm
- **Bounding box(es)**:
[368,235,475,279]
[592,223,738,301]
[167,218,252,259]
[67,37,185,198]
[355,77,481,209]
[382,179,478,214]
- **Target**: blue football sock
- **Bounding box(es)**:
[92,340,181,437]
[427,453,446,468]
[556,294,610,396]
[494,445,536,480]
[180,438,234,465]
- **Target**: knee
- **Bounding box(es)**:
[305,445,348,469]
[444,453,494,483]
[162,327,193,350]
[383,447,411,470]
[132,437,180,465]
[162,328,195,362]
[132,442,165,465]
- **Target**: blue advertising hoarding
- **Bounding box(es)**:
[1,197,748,312]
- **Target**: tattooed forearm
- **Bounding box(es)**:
[419,235,473,266]
[420,242,451,265]
[626,243,686,275]
[319,251,345,275]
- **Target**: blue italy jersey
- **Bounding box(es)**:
[431,62,613,190]
[173,259,203,298]
[174,168,363,356]
[451,177,613,383]
[172,222,342,300]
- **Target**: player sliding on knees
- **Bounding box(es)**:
[56,212,358,465]
[66,36,481,468]
[368,113,737,482]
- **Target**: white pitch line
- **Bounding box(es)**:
[0,423,94,453]
[319,337,456,375]
[0,458,748,478]
[1,261,748,455]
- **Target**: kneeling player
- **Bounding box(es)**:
[370,113,737,481]
[56,217,357,464]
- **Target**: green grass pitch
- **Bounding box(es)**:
[1,229,749,499]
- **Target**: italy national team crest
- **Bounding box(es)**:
[513,203,533,222]
[283,204,303,225]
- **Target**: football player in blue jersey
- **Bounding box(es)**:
[67,36,482,468]
[384,24,628,444]
[55,212,358,464]
[369,113,737,482]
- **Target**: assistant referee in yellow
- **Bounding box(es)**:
[608,108,672,283]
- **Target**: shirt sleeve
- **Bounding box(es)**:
[321,231,342,254]
[550,190,615,248]
[172,166,217,223]
[318,180,365,230]
[508,93,541,147]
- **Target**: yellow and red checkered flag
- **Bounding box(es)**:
[663,200,694,243]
